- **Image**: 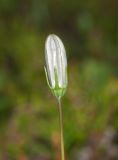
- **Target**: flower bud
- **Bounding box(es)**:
[45,34,67,99]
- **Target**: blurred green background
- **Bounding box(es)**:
[0,0,118,159]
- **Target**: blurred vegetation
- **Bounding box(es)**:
[0,0,118,159]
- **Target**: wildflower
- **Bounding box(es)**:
[45,34,67,99]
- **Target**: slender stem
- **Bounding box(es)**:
[58,98,65,160]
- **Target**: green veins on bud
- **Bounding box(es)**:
[45,34,68,99]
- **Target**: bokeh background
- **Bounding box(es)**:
[0,0,118,159]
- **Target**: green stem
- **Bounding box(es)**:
[58,98,65,160]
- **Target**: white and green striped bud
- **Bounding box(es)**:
[45,34,67,99]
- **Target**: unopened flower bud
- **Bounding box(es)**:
[45,34,67,99]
